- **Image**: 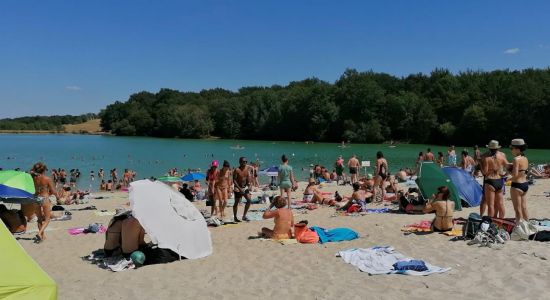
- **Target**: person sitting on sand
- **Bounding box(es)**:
[303,178,336,206]
[0,204,27,234]
[99,180,107,191]
[57,186,74,205]
[261,196,294,240]
[106,180,113,192]
[422,186,454,232]
[340,182,368,212]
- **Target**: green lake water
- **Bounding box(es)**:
[1,134,549,188]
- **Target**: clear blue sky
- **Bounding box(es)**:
[1,0,549,118]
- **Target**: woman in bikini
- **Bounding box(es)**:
[303,178,335,205]
[262,196,294,240]
[215,160,231,221]
[481,140,509,218]
[509,139,530,223]
[206,161,219,217]
[423,186,454,232]
[31,162,59,243]
[373,151,388,203]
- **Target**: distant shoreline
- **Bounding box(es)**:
[0,130,110,135]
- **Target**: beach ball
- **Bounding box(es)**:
[130,251,146,266]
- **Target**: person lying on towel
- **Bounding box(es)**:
[422,186,454,232]
[261,196,294,240]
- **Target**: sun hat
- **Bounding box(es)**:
[510,138,526,147]
[486,140,501,150]
[211,160,219,167]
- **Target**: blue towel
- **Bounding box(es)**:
[393,260,428,272]
[310,226,359,244]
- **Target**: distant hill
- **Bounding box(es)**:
[63,119,102,133]
[0,114,104,134]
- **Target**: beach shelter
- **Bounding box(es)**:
[441,167,482,207]
[0,222,57,299]
[415,162,462,211]
[181,173,206,181]
[129,180,212,259]
[259,166,278,177]
[0,170,37,204]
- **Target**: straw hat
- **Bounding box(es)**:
[486,140,501,150]
[510,138,526,147]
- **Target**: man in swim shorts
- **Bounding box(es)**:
[347,154,360,184]
[233,157,252,222]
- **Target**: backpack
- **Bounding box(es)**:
[462,213,482,239]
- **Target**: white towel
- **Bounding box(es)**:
[336,246,451,276]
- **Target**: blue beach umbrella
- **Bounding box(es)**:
[181,173,206,181]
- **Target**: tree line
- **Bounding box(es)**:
[99,68,550,148]
[0,114,97,131]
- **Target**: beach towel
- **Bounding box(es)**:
[336,246,451,276]
[310,226,359,244]
[68,225,107,235]
[401,220,432,233]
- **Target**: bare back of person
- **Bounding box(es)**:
[425,152,434,162]
[272,208,293,238]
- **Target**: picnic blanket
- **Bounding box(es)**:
[337,246,451,275]
[310,226,359,244]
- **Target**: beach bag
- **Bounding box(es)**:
[511,220,538,241]
[462,213,483,239]
[297,229,319,244]
[294,223,307,240]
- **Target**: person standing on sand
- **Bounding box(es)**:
[347,155,360,184]
[215,160,231,221]
[373,151,388,202]
[480,140,509,218]
[424,148,434,162]
[278,154,297,208]
[509,139,530,224]
[460,150,475,174]
[335,155,346,185]
[206,161,219,217]
[447,146,457,167]
[31,162,58,243]
[233,157,252,222]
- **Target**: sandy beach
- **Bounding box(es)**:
[14,179,550,300]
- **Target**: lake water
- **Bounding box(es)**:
[1,134,549,188]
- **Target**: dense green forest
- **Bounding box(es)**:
[99,68,550,148]
[0,114,97,131]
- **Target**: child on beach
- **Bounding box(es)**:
[262,196,294,240]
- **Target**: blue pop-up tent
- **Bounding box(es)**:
[441,167,482,207]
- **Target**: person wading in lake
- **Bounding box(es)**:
[233,157,252,222]
[31,162,59,243]
[480,140,509,218]
[347,154,360,184]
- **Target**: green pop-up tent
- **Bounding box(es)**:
[0,222,57,299]
[415,162,462,211]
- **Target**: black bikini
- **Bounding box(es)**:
[511,162,529,193]
[484,178,503,191]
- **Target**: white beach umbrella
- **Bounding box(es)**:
[129,180,212,259]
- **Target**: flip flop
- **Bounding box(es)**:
[34,235,42,244]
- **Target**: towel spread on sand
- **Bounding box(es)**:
[259,238,299,245]
[310,226,359,244]
[337,246,451,276]
[401,220,432,233]
[68,225,107,235]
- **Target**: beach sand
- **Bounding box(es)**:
[16,179,550,300]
